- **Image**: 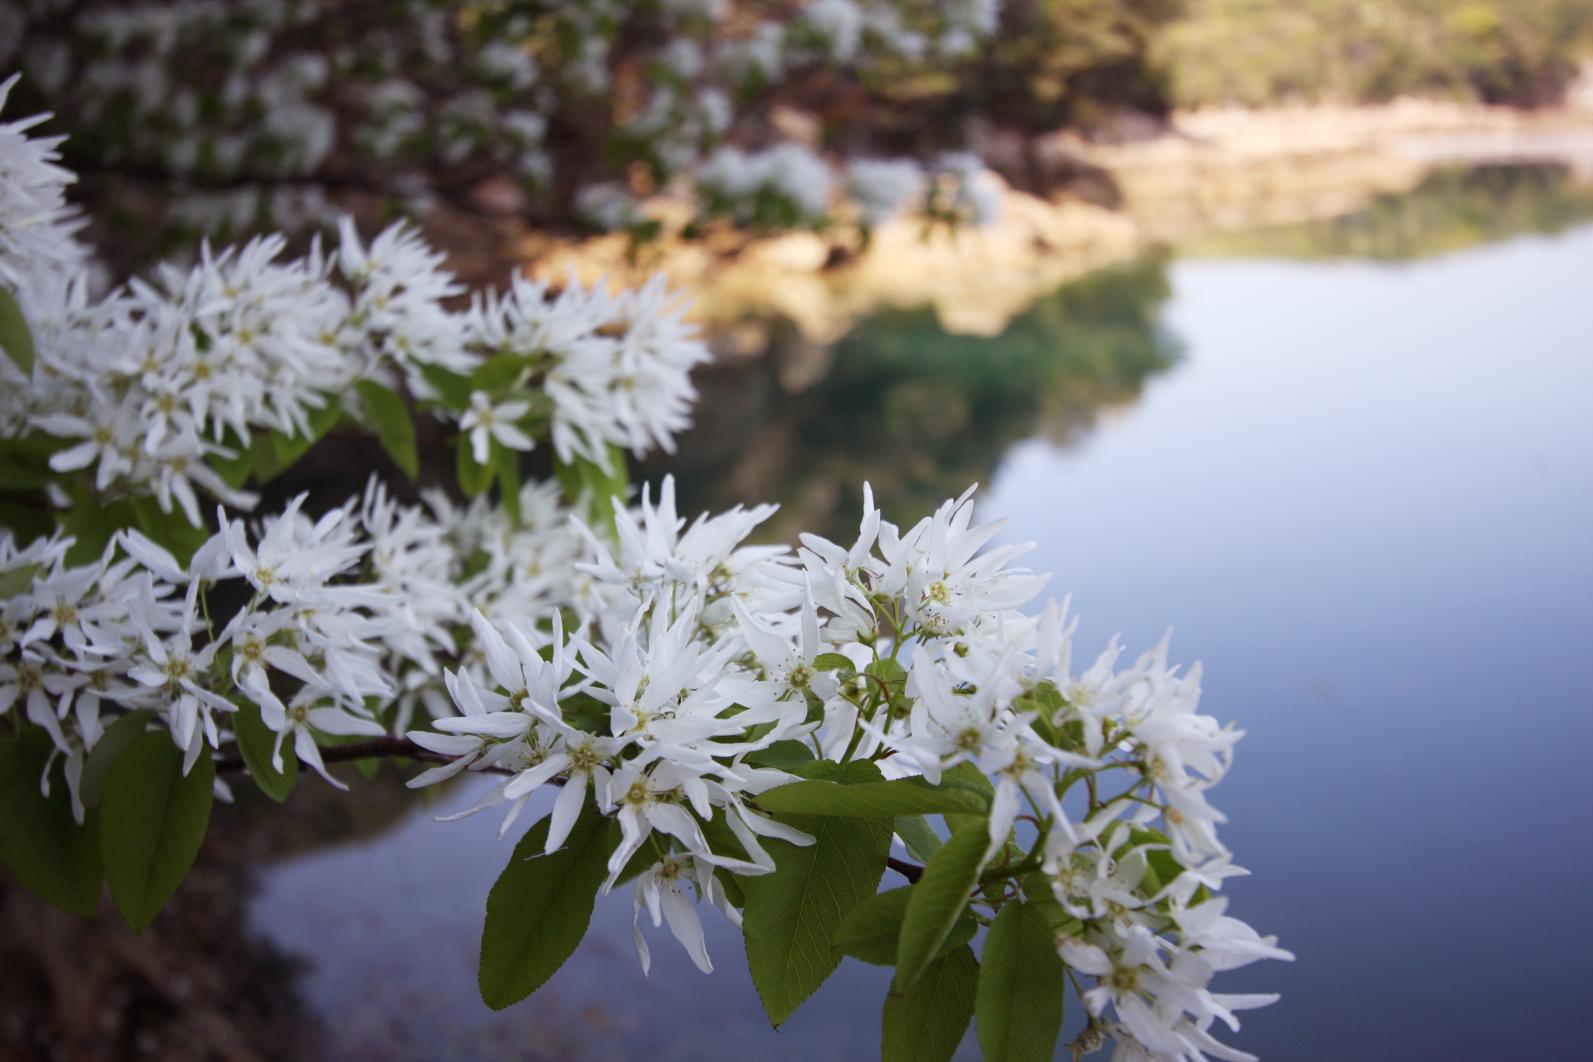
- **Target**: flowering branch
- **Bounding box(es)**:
[0,76,1290,1062]
[211,736,456,775]
[211,735,934,882]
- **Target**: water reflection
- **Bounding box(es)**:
[252,776,910,1061]
[652,258,1181,543]
[249,171,1593,1059]
[1183,162,1593,260]
[985,225,1593,1059]
[8,164,1591,1059]
[0,788,346,1060]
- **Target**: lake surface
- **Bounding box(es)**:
[249,165,1593,1060]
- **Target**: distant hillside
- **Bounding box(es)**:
[1156,0,1593,108]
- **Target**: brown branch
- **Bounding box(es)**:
[887,855,924,883]
[213,736,933,880]
[212,735,458,774]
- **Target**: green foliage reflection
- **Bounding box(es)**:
[1185,164,1593,260]
[660,258,1180,542]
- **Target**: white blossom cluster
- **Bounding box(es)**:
[3,3,1007,241]
[0,72,1283,1062]
[0,83,710,523]
[696,143,837,226]
[464,272,712,470]
[0,471,605,808]
[0,82,706,821]
[416,481,1290,1058]
[0,506,386,809]
[846,157,929,227]
[0,75,87,290]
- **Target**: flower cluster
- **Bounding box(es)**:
[0,75,86,290]
[0,504,380,811]
[0,75,1285,1062]
[0,471,600,804]
[3,3,1008,243]
[415,480,1290,1057]
[1,80,711,531]
[465,273,711,470]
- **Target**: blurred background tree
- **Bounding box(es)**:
[1158,0,1593,107]
[4,0,1591,266]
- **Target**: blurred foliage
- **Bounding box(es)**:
[12,0,1593,258]
[847,0,1182,161]
[656,258,1180,542]
[1157,0,1593,107]
[1184,163,1593,259]
[975,0,1184,127]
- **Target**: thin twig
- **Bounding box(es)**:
[214,736,935,879]
[887,856,923,882]
[213,735,456,774]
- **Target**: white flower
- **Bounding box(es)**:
[847,157,924,225]
[801,0,864,62]
[220,495,368,605]
[0,74,87,290]
[733,590,836,702]
[127,620,232,774]
[459,391,535,463]
[880,484,1049,637]
[630,850,735,975]
[273,692,385,791]
[335,218,470,384]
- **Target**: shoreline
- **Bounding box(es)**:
[513,100,1593,345]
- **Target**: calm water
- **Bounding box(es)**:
[249,166,1593,1060]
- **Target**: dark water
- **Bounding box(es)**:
[247,165,1593,1060]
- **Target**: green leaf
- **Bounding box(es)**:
[256,398,341,481]
[940,760,996,800]
[79,709,153,809]
[743,764,892,1026]
[0,497,53,544]
[882,943,978,1062]
[559,690,610,735]
[206,431,256,490]
[419,363,472,409]
[0,729,102,916]
[835,887,977,966]
[939,762,998,835]
[496,444,522,524]
[895,814,944,864]
[131,496,209,567]
[814,652,856,673]
[469,351,536,393]
[355,379,419,479]
[756,776,990,817]
[894,821,988,991]
[61,497,136,566]
[0,561,41,599]
[99,732,215,931]
[1126,826,1185,895]
[1018,872,1073,935]
[0,286,35,375]
[977,901,1065,1062]
[865,657,907,691]
[0,436,62,490]
[479,804,614,1009]
[233,701,297,803]
[836,887,913,965]
[745,739,816,771]
[553,446,628,536]
[457,438,494,497]
[865,657,911,717]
